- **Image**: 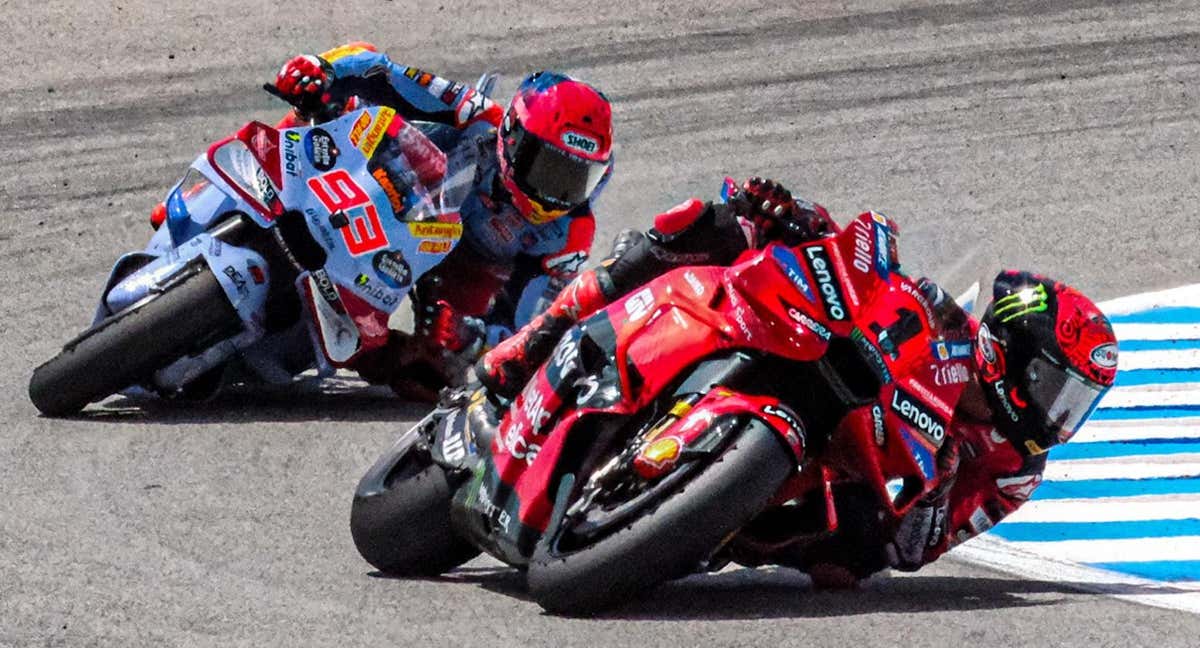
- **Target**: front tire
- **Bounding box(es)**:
[29,265,241,416]
[350,447,480,576]
[527,419,795,615]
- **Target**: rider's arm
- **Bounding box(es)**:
[504,212,597,329]
[319,42,502,129]
[889,435,1046,570]
[602,199,752,297]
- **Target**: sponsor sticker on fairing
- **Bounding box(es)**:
[372,250,411,289]
[407,222,464,239]
[358,107,396,159]
[282,131,301,178]
[771,246,816,303]
[304,128,339,172]
[802,245,847,321]
[890,386,947,447]
[932,339,974,362]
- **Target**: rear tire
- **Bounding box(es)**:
[350,451,480,576]
[28,265,241,416]
[527,419,795,615]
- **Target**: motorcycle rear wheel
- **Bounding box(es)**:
[527,419,795,615]
[28,264,241,416]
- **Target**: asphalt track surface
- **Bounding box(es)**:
[2,1,1199,646]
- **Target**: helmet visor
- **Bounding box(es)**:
[505,118,608,209]
[1025,357,1108,442]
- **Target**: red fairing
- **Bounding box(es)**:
[481,212,978,539]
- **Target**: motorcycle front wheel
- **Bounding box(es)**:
[350,437,480,576]
[527,418,795,615]
[28,263,241,416]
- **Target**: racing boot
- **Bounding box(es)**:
[476,268,612,399]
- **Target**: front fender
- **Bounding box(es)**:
[105,233,270,336]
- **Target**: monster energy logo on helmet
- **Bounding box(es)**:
[994,283,1048,323]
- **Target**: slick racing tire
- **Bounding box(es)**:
[350,450,480,577]
[28,265,241,416]
[527,419,795,615]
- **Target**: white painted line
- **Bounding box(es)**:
[1099,384,1200,409]
[1005,536,1200,563]
[1114,323,1200,341]
[1073,420,1200,443]
[1007,495,1200,523]
[952,536,1200,616]
[1099,284,1200,316]
[1045,458,1200,481]
[1117,348,1200,371]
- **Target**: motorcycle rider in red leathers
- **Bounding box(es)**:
[158,42,614,397]
[478,180,1118,587]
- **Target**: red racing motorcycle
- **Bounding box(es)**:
[351,210,974,614]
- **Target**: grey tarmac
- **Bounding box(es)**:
[1,1,1197,646]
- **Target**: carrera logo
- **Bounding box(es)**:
[802,246,847,321]
[1090,342,1118,369]
[561,131,599,154]
[890,387,946,446]
[407,222,464,239]
[871,404,886,446]
[783,299,832,341]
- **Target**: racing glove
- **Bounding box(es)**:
[273,54,334,119]
[733,177,837,247]
[420,299,485,354]
[887,438,961,571]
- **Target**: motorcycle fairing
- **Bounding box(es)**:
[458,213,972,562]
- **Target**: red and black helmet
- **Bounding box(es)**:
[498,71,613,224]
[975,271,1118,456]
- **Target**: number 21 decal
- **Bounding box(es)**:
[307,169,389,256]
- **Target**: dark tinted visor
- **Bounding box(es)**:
[505,118,607,208]
[1024,357,1108,441]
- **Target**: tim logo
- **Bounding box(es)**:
[562,131,599,154]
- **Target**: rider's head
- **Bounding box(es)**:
[974,271,1117,456]
[498,71,613,225]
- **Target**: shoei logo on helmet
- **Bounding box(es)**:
[561,131,599,155]
[1090,342,1118,369]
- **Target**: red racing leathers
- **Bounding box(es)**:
[732,286,1050,585]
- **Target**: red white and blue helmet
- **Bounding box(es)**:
[498,72,613,224]
[975,271,1118,456]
